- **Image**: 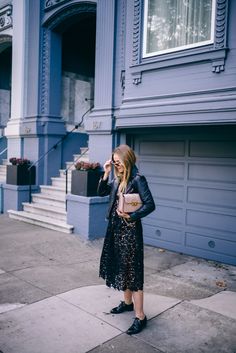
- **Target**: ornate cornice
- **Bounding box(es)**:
[0,5,12,32]
[44,0,69,12]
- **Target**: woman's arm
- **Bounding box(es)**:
[97,176,112,196]
[129,175,155,221]
[97,159,113,196]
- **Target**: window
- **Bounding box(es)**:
[143,0,216,58]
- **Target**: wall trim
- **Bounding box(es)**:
[121,86,236,104]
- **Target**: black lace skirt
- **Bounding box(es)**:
[99,198,144,291]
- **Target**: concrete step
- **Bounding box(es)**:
[59,169,72,178]
[66,161,76,170]
[8,210,73,233]
[80,147,89,154]
[0,165,7,172]
[22,202,67,221]
[40,185,67,197]
[51,177,71,190]
[32,193,66,209]
[2,159,8,165]
[73,154,89,163]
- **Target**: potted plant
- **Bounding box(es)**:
[71,161,103,196]
[7,158,36,185]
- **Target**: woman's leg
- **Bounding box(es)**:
[124,289,133,304]
[132,290,145,319]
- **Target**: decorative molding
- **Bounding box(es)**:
[0,34,12,44]
[120,70,126,93]
[132,0,141,66]
[120,0,126,95]
[0,5,12,32]
[44,0,69,12]
[44,3,96,29]
[211,0,228,73]
[212,59,225,73]
[214,0,227,49]
[40,29,50,114]
[131,0,228,81]
[132,71,142,85]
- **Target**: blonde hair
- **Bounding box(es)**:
[112,144,136,193]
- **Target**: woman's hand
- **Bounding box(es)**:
[103,159,112,180]
[116,209,131,220]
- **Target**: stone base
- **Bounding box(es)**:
[3,184,39,212]
[66,194,109,240]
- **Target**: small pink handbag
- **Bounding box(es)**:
[118,193,143,213]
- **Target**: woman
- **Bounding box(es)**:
[97,144,155,335]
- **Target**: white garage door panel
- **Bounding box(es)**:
[154,205,183,225]
[186,233,236,257]
[151,182,184,202]
[189,141,236,158]
[149,182,184,202]
[140,141,185,156]
[187,187,236,209]
[143,224,183,245]
[186,209,236,233]
[140,161,185,179]
[188,164,236,183]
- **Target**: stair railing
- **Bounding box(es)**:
[28,104,93,204]
[0,147,7,156]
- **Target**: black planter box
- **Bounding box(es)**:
[6,165,36,186]
[71,169,103,197]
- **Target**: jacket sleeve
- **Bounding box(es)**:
[129,175,155,221]
[97,175,112,196]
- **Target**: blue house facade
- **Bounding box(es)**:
[0,0,235,265]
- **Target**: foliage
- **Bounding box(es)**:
[9,157,31,166]
[74,161,100,171]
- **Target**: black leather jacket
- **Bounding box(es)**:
[97,166,155,221]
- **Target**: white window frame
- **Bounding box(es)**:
[142,0,216,58]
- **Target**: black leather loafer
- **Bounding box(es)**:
[126,316,147,335]
[110,301,134,314]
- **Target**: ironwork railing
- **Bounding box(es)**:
[0,147,7,156]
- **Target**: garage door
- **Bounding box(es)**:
[134,130,236,265]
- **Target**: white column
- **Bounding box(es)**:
[5,0,29,138]
[87,0,116,163]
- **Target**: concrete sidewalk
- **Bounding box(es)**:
[0,214,236,353]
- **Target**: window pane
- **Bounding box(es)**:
[145,0,213,55]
